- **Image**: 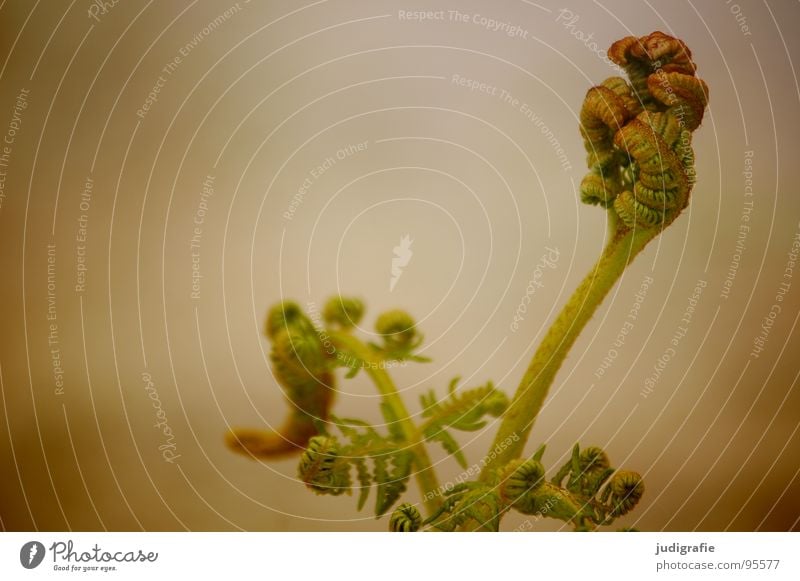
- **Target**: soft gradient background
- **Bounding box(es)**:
[1,0,798,531]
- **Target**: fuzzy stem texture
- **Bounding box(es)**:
[481,226,658,478]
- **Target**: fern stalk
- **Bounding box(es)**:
[481,227,657,478]
[328,330,442,515]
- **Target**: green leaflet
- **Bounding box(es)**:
[373,450,412,517]
[419,377,509,467]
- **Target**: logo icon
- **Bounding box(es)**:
[390,235,414,292]
[20,541,45,569]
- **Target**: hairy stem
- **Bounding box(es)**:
[481,225,658,478]
[329,331,441,515]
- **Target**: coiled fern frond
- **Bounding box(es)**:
[226,301,335,459]
[579,31,709,229]
[495,443,644,531]
[297,417,415,517]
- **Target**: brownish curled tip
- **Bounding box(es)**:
[646,72,709,131]
[226,420,321,460]
[227,366,336,460]
[579,31,709,229]
[608,31,696,76]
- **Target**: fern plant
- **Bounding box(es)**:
[227,32,708,531]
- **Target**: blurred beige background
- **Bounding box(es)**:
[1,0,799,531]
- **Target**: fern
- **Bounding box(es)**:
[300,416,412,517]
[352,457,371,511]
[497,443,645,531]
[419,377,509,467]
[374,450,412,516]
[231,31,711,532]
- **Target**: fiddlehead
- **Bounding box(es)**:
[293,416,414,516]
[323,296,365,329]
[579,77,641,207]
[483,32,710,475]
[389,503,423,532]
[372,309,430,362]
[497,457,546,514]
[265,300,313,339]
[298,435,351,496]
[579,31,709,229]
[601,470,645,518]
[226,302,335,459]
[495,444,644,531]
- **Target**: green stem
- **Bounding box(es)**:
[481,225,658,478]
[329,331,441,515]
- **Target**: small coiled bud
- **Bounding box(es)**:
[375,309,419,350]
[612,118,689,229]
[389,503,422,532]
[271,327,327,385]
[498,458,545,514]
[580,173,618,208]
[605,470,644,517]
[298,435,351,496]
[483,387,510,418]
[578,446,610,475]
[322,296,365,328]
[578,76,642,209]
[265,301,308,339]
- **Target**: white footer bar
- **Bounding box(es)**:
[1,532,798,580]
